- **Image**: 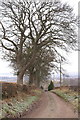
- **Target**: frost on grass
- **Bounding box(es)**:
[0,89,42,119]
[52,88,78,110]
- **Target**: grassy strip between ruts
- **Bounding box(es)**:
[0,89,42,119]
[51,88,78,111]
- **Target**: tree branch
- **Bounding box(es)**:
[1,41,15,52]
[0,22,18,51]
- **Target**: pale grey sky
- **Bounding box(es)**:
[58,0,79,76]
[0,0,79,77]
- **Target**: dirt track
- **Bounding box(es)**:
[23,92,78,118]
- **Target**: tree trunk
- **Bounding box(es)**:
[29,72,34,85]
[17,72,24,84]
[36,71,40,87]
[37,79,40,87]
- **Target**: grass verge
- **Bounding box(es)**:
[52,88,78,111]
[0,89,42,119]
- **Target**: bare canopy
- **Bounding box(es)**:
[0,0,77,84]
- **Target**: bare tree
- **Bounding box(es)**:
[0,0,77,84]
[28,48,56,86]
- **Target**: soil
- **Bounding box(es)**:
[22,92,78,118]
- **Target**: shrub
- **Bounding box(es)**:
[48,81,54,91]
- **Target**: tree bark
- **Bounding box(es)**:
[29,73,34,85]
[29,67,41,87]
[29,70,38,86]
[35,71,40,87]
[17,71,24,84]
[17,49,37,84]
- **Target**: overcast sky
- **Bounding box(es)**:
[0,0,79,77]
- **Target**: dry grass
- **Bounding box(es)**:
[0,82,43,119]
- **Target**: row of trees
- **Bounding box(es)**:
[0,0,77,86]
